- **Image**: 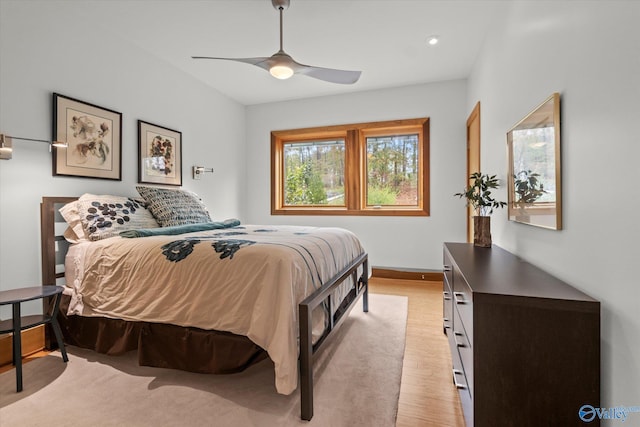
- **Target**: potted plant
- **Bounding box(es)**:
[454,172,506,247]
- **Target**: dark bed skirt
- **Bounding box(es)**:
[57,295,268,374]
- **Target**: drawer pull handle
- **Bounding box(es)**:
[454,331,466,347]
[454,292,467,304]
[443,291,452,301]
[452,369,468,390]
[444,265,452,272]
[443,317,451,329]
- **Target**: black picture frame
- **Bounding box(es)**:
[53,93,122,180]
[138,120,182,186]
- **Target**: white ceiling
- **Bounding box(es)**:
[84,0,507,105]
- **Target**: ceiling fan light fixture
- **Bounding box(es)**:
[270,64,294,79]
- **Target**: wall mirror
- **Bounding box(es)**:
[507,92,562,229]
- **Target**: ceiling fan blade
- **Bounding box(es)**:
[191,56,272,69]
[296,64,362,85]
[193,54,361,85]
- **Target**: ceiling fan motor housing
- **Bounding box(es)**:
[272,0,290,11]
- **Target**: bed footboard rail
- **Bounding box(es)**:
[298,252,368,421]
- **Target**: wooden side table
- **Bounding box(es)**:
[0,285,69,392]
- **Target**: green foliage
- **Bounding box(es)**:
[367,186,398,205]
[367,135,418,202]
[454,172,507,216]
[285,162,327,205]
[514,170,546,205]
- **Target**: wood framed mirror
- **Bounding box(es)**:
[507,93,562,230]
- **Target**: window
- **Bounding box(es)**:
[271,118,429,216]
[283,139,345,206]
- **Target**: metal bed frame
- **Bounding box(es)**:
[40,196,368,421]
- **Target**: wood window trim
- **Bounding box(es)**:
[271,118,430,216]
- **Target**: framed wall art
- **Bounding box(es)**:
[53,93,122,180]
[138,120,182,186]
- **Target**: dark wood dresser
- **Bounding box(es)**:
[443,242,600,426]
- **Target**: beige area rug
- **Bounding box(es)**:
[0,293,407,427]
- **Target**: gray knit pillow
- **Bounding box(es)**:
[136,186,212,227]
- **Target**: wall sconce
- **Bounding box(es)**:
[0,133,68,160]
[192,165,214,180]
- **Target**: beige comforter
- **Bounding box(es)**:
[64,224,365,395]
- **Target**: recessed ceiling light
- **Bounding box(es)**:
[427,35,439,46]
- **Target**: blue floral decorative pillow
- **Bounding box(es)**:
[136,186,212,227]
[60,194,159,241]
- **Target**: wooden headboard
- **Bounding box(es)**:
[40,196,77,349]
[40,196,77,286]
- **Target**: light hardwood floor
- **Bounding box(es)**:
[369,277,465,427]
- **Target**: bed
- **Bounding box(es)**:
[40,192,368,421]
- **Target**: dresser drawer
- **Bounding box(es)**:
[443,252,454,289]
[453,306,473,396]
[443,271,453,333]
[451,342,473,427]
[452,267,473,345]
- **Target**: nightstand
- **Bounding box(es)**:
[0,285,69,392]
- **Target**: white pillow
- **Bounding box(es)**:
[59,200,85,241]
[60,194,160,241]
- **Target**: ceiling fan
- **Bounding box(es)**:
[192,0,361,85]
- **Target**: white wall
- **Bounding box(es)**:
[245,80,468,271]
[0,1,246,314]
[468,0,640,410]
